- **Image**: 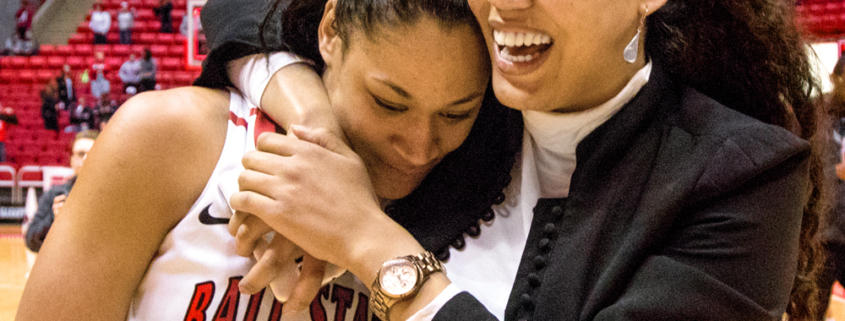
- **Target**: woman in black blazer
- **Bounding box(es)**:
[198,0,827,320]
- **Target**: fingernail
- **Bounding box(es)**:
[239,284,256,295]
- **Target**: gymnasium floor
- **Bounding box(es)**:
[0,223,27,321]
[2,222,845,321]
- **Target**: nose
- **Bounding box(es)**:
[489,0,532,11]
[393,121,441,167]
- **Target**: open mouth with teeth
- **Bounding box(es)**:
[494,30,553,63]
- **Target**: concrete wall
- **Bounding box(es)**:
[32,0,96,45]
[0,0,22,43]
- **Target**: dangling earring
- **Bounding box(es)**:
[623,7,648,64]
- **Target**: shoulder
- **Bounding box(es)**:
[662,87,810,197]
[112,87,229,138]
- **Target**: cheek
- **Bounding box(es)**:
[438,119,476,154]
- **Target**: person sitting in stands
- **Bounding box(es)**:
[25,130,99,252]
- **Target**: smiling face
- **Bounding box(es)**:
[319,12,490,200]
[468,0,665,113]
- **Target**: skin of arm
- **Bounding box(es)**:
[16,87,229,320]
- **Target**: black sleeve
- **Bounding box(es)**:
[433,292,498,321]
[193,0,271,89]
[25,188,62,252]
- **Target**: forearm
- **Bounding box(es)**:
[261,64,340,136]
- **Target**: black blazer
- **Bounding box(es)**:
[196,1,808,319]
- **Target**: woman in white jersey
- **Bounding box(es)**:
[15,0,520,319]
[210,0,829,320]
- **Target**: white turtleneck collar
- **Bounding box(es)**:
[522,62,652,198]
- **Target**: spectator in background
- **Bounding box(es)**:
[153,0,173,33]
[15,0,34,42]
[94,94,117,130]
[117,2,135,45]
[89,3,111,45]
[91,51,106,74]
[90,70,110,100]
[56,64,75,108]
[41,78,59,132]
[138,48,156,93]
[70,98,95,132]
[24,130,99,253]
[0,102,19,163]
[179,10,201,38]
[118,52,140,91]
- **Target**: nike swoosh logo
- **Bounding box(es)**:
[198,204,230,225]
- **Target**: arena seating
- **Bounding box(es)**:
[0,0,202,203]
[796,0,845,40]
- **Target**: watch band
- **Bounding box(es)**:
[370,251,443,320]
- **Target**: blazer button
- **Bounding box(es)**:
[528,273,541,287]
[551,205,563,218]
[520,293,533,308]
[543,223,556,235]
[539,238,551,251]
[533,255,547,269]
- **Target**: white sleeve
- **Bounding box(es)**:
[226,52,314,109]
[406,283,462,321]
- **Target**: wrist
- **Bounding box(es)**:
[348,211,425,286]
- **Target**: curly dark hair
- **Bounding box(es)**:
[647,1,826,320]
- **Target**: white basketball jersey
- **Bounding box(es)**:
[127,91,373,321]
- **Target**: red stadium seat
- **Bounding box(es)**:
[148,21,161,33]
[66,56,86,70]
[29,56,46,68]
[16,165,42,203]
[156,33,176,45]
[112,44,131,57]
[173,72,194,85]
[0,57,12,69]
[38,44,56,56]
[46,56,65,69]
[9,56,29,69]
[76,21,90,34]
[150,44,168,57]
[105,57,123,71]
[0,164,17,203]
[160,57,181,70]
[167,44,183,57]
[107,33,121,44]
[157,71,174,85]
[56,45,73,57]
[74,44,94,57]
[68,33,91,45]
[138,32,156,45]
[133,21,149,33]
[36,70,55,83]
[19,70,36,83]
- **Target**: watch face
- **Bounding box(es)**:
[380,259,418,296]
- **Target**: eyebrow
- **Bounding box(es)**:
[376,79,485,106]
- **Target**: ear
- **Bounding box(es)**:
[318,0,343,69]
[641,0,667,16]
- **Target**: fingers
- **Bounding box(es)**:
[240,236,303,296]
[289,125,356,159]
[230,190,281,223]
[53,194,67,204]
[232,212,274,257]
[282,253,326,316]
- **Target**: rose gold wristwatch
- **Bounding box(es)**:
[369,251,444,320]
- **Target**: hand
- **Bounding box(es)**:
[52,194,66,217]
[837,162,845,181]
[231,126,424,285]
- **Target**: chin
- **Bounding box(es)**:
[492,76,546,111]
[373,176,422,201]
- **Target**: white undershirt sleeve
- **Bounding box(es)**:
[406,283,462,321]
[226,52,313,109]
